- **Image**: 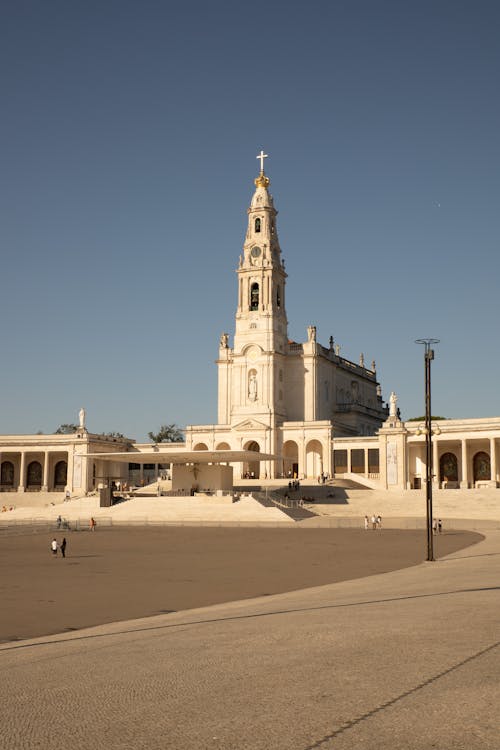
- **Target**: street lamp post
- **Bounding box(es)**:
[415,338,440,562]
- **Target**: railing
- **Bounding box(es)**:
[335,402,387,417]
[252,490,304,509]
[0,517,114,535]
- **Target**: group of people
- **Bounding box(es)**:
[365,514,382,530]
[50,538,67,557]
[432,518,443,534]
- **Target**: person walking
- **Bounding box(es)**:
[90,517,96,532]
[60,538,67,558]
[438,518,443,534]
[364,515,369,530]
[377,514,382,529]
[371,514,377,530]
[51,538,58,556]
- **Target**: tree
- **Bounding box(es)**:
[148,424,184,443]
[100,431,125,438]
[54,424,78,434]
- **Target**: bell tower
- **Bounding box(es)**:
[217,152,288,429]
[234,151,288,354]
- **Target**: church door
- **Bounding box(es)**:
[439,453,458,482]
[473,452,490,482]
[27,461,42,489]
[1,461,15,488]
[54,460,68,489]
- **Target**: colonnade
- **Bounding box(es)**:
[0,451,70,492]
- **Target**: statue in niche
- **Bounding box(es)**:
[248,372,258,402]
[307,325,316,343]
[389,391,398,418]
[79,407,86,430]
[219,333,229,349]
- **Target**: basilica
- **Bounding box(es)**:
[184,154,388,479]
[0,155,499,496]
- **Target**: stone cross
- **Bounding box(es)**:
[256,150,268,172]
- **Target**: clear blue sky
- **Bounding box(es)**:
[1,0,499,440]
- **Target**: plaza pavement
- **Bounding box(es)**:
[0,530,498,749]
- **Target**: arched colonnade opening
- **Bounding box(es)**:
[243,440,260,479]
[282,440,299,479]
[305,440,323,479]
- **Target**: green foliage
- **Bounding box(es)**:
[100,431,125,438]
[54,423,78,434]
[407,416,447,422]
[148,423,184,443]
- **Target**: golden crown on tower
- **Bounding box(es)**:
[254,172,270,188]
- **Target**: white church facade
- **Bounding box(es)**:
[184,155,388,479]
[0,154,499,496]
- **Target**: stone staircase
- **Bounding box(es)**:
[251,491,318,521]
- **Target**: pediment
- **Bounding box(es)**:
[232,418,269,432]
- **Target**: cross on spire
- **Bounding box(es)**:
[256,150,268,173]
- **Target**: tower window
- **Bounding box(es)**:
[276,286,281,308]
[250,283,259,311]
[255,217,261,233]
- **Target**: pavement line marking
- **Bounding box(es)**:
[303,640,500,749]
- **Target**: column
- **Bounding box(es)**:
[347,448,352,474]
[432,438,439,486]
[18,452,26,492]
[364,448,368,476]
[461,439,468,488]
[42,452,50,492]
[490,438,497,485]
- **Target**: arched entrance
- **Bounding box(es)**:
[1,461,15,489]
[244,440,260,479]
[473,451,490,482]
[54,460,68,489]
[193,443,208,451]
[283,440,299,478]
[26,461,42,490]
[306,440,323,479]
[439,452,458,482]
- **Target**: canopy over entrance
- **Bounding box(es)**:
[86,449,279,465]
[86,450,281,493]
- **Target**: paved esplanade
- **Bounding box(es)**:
[1,535,499,749]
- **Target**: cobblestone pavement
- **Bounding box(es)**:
[1,532,499,750]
